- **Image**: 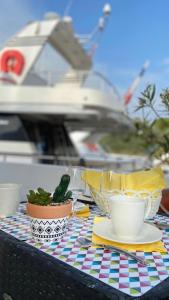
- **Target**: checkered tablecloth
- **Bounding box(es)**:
[1,204,169,297]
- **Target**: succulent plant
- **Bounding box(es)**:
[53,174,72,203]
[27,174,72,206]
[27,188,52,206]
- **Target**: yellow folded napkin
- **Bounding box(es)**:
[82,167,166,191]
[70,205,90,218]
[76,205,90,218]
[92,217,166,253]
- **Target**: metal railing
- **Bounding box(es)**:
[0,151,142,171]
[30,70,122,101]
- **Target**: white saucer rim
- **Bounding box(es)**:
[93,219,162,245]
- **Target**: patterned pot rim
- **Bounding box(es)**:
[27,201,72,219]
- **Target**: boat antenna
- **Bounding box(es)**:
[64,0,74,16]
[90,3,111,57]
[77,3,111,57]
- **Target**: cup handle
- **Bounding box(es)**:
[144,198,152,219]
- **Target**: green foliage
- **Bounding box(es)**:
[27,188,52,206]
[100,85,169,161]
[160,88,169,111]
[136,84,156,111]
[100,130,146,156]
[53,174,72,203]
[135,85,169,163]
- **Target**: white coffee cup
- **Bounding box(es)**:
[109,195,151,241]
[0,183,21,217]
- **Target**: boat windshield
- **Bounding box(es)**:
[84,71,122,101]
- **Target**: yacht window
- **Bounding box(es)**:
[0,115,29,142]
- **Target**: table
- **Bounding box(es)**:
[0,205,169,300]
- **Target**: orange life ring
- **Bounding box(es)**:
[0,50,25,75]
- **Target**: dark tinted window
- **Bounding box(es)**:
[0,115,29,141]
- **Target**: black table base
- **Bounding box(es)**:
[0,230,169,300]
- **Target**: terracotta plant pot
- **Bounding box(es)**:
[159,189,169,215]
[27,201,72,243]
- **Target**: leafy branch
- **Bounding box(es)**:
[135,85,169,164]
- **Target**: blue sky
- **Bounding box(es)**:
[0,0,169,116]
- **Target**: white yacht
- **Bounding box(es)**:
[0,9,131,164]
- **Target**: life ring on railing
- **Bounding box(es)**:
[0,50,25,75]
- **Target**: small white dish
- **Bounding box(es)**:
[93,219,162,244]
[74,201,85,212]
